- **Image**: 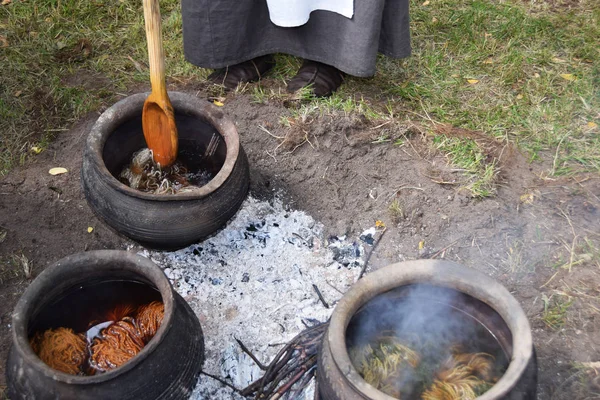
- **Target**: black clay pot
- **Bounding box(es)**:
[82,91,249,250]
[6,250,204,400]
[318,259,537,400]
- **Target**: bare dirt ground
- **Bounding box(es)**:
[1,82,599,399]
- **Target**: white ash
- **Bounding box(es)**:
[139,196,367,399]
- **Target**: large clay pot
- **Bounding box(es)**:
[318,259,537,400]
[82,91,249,250]
[6,250,204,399]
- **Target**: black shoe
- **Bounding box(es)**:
[207,55,275,89]
[286,60,344,97]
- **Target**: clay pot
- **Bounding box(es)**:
[318,259,537,400]
[6,250,204,399]
[82,91,249,250]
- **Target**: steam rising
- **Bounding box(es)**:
[347,284,508,399]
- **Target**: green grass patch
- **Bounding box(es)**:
[1,0,598,188]
[541,293,573,330]
[433,135,498,197]
[379,0,600,176]
[265,0,599,194]
[0,0,199,176]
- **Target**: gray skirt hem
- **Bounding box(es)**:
[184,46,412,78]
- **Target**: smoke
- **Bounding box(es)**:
[347,284,508,397]
[349,284,477,348]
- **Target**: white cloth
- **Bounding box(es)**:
[266,0,354,27]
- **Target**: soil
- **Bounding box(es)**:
[1,81,599,399]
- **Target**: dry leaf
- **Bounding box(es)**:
[418,240,425,250]
[560,73,576,81]
[552,57,566,63]
[534,73,540,78]
[520,193,534,204]
[31,146,43,154]
[586,121,598,129]
[432,17,438,23]
[516,94,523,100]
[1,0,11,5]
[49,167,68,175]
[14,90,22,97]
[422,0,430,5]
[0,35,8,48]
[483,58,493,64]
[213,100,224,107]
[375,220,385,228]
[87,227,94,233]
[467,79,479,84]
[0,230,6,244]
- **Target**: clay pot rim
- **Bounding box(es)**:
[327,259,534,400]
[11,250,175,385]
[86,91,240,201]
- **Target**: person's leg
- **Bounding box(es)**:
[286,60,345,97]
[207,54,275,89]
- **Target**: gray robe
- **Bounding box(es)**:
[181,1,411,77]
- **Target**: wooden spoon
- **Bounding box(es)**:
[142,0,178,167]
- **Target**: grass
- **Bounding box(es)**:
[541,292,573,330]
[389,199,406,224]
[381,0,600,178]
[0,252,31,284]
[0,0,200,176]
[504,239,534,274]
[433,135,498,197]
[261,0,600,194]
[1,0,599,193]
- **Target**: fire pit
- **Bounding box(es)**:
[6,250,204,399]
[317,260,537,400]
[82,91,249,250]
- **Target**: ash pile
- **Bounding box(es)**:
[141,196,374,399]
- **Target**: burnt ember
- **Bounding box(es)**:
[346,284,509,399]
[119,148,213,194]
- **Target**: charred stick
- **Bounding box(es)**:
[290,366,317,399]
[242,322,329,398]
[239,380,262,397]
[235,337,268,370]
[260,346,295,391]
[260,353,316,398]
[257,358,297,398]
[272,367,309,399]
[200,371,241,393]
[312,284,330,309]
[265,324,326,384]
[260,344,294,381]
[268,355,316,395]
[267,358,302,390]
[358,228,387,280]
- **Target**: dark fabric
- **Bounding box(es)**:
[207,54,275,88]
[181,0,411,78]
[286,60,344,97]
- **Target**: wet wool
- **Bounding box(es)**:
[30,301,165,375]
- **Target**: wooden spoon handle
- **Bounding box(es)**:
[143,0,167,98]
